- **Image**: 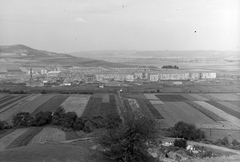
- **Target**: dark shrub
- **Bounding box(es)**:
[34,111,52,126]
[62,112,77,129]
[52,107,66,125]
[232,139,240,146]
[73,117,85,131]
[12,112,34,127]
[83,121,94,133]
[174,138,187,149]
[0,120,5,130]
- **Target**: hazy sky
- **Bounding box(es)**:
[0,0,239,53]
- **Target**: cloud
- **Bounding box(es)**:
[75,17,86,22]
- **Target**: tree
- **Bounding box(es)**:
[62,112,77,129]
[97,112,160,162]
[52,107,65,125]
[72,117,85,131]
[174,139,187,149]
[0,120,5,130]
[232,139,240,146]
[34,111,52,126]
[105,114,122,129]
[12,112,34,127]
[172,121,205,141]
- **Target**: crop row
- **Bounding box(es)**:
[32,94,69,116]
[7,127,44,149]
[0,96,17,106]
[100,95,118,118]
[194,101,240,129]
[185,101,226,122]
[82,96,102,118]
[60,95,90,116]
[143,99,164,119]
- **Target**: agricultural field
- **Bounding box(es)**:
[206,101,240,119]
[155,94,188,102]
[0,92,240,151]
[194,101,240,129]
[31,94,69,116]
[17,94,55,114]
[28,127,65,145]
[81,94,102,118]
[0,94,40,121]
[100,95,118,118]
[7,127,44,149]
[60,94,90,116]
[0,128,29,151]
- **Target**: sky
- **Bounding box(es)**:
[0,0,239,53]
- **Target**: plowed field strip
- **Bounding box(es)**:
[100,95,118,118]
[31,95,69,116]
[208,93,240,101]
[28,127,65,145]
[102,94,109,103]
[223,102,240,112]
[60,95,90,116]
[165,102,215,125]
[136,99,154,119]
[149,100,164,105]
[194,101,240,129]
[180,94,197,101]
[0,128,29,151]
[0,96,18,105]
[185,101,226,122]
[157,104,178,126]
[0,94,8,99]
[82,96,102,118]
[144,94,160,100]
[0,129,16,140]
[0,94,38,121]
[189,94,209,101]
[206,101,240,119]
[199,94,218,100]
[143,99,164,119]
[7,127,44,149]
[0,95,29,113]
[19,94,56,114]
[155,95,188,102]
[152,104,175,127]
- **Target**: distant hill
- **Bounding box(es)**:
[0,45,132,68]
[0,44,72,57]
[71,50,240,60]
[133,50,240,59]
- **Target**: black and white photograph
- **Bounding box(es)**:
[0,0,240,161]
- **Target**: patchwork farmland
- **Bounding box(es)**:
[0,92,240,151]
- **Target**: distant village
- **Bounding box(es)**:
[1,66,219,87]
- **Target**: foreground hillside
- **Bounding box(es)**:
[0,143,96,162]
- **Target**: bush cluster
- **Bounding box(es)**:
[11,107,122,133]
[60,91,93,94]
[0,120,12,130]
[162,65,179,69]
[213,137,240,150]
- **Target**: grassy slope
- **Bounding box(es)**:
[0,143,97,162]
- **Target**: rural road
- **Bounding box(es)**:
[189,141,240,155]
[163,137,240,155]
